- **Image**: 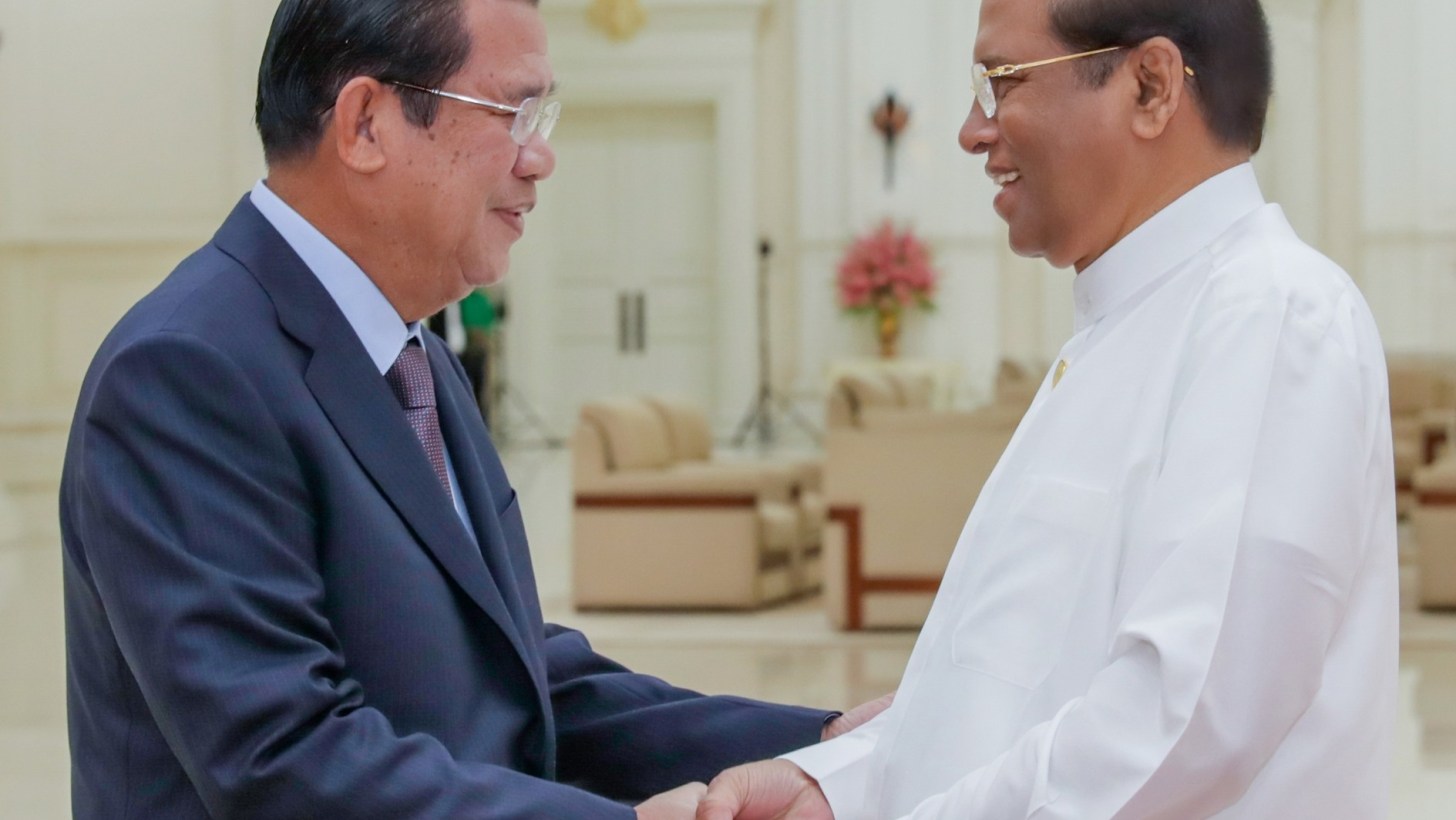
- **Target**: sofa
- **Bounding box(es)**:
[821,366,1030,629]
[571,396,824,609]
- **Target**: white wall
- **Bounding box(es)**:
[790,0,1010,406]
[1356,0,1456,352]
[0,0,274,537]
[783,0,1429,405]
[1,0,1453,533]
[509,0,772,433]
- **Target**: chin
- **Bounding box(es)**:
[474,269,509,288]
[463,258,510,289]
[1005,230,1046,262]
[1007,229,1078,270]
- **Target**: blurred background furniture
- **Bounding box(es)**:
[825,358,963,413]
[0,487,20,551]
[821,364,1034,630]
[1414,440,1456,609]
[571,396,823,609]
[644,395,826,592]
[1387,353,1456,515]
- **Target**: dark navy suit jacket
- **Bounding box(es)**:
[60,198,828,819]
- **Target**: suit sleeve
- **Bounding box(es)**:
[544,625,834,801]
[425,330,836,800]
[74,331,633,819]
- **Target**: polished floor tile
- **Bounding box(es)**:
[2,447,1454,818]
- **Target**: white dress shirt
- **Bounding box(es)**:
[249,181,475,532]
[786,164,1399,819]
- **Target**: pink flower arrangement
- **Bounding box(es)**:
[836,220,939,313]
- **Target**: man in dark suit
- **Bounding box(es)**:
[60,1,876,816]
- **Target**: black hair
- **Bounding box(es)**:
[1049,0,1274,152]
[254,0,476,165]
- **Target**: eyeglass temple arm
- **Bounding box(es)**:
[388,81,522,115]
[987,46,1195,79]
[985,46,1123,79]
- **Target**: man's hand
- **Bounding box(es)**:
[696,760,831,820]
[822,690,895,742]
[637,782,708,820]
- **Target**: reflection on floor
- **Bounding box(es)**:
[2,447,1454,817]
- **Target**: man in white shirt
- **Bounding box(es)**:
[690,0,1398,817]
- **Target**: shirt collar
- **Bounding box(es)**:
[1072,163,1265,333]
[250,180,422,374]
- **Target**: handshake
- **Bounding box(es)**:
[635,692,894,820]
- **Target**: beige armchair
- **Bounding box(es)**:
[826,369,934,429]
[1413,450,1456,609]
[571,397,818,609]
[1388,354,1456,514]
[643,395,825,592]
[822,369,1027,629]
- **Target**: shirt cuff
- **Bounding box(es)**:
[780,712,888,820]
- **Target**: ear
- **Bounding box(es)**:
[331,77,390,174]
[1127,36,1187,141]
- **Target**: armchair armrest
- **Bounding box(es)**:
[1415,457,1456,501]
[576,464,797,506]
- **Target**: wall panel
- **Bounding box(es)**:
[1,0,272,539]
[1,1,236,242]
[0,244,184,476]
[1358,0,1456,352]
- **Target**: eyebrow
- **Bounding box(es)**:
[506,80,559,101]
[976,55,1015,68]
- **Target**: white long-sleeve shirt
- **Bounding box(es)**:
[787,164,1398,819]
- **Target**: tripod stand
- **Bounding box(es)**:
[730,239,822,447]
[488,298,565,449]
[493,384,565,448]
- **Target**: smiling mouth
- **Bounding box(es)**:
[990,171,1021,187]
[496,209,526,235]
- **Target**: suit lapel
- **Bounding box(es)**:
[428,341,549,697]
[210,198,537,686]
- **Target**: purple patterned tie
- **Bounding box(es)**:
[384,340,453,501]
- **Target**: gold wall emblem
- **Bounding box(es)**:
[588,0,649,42]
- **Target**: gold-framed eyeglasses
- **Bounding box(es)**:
[972,45,1196,120]
[387,81,560,145]
[972,46,1121,120]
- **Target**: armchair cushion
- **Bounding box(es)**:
[883,371,935,409]
[644,395,715,462]
[580,398,673,471]
[828,372,903,429]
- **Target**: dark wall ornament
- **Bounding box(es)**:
[871,91,911,190]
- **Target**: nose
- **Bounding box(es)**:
[958,104,998,155]
[514,131,555,180]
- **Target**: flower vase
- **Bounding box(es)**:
[876,306,901,359]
